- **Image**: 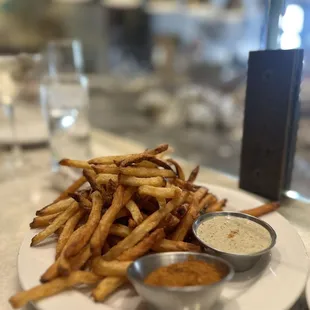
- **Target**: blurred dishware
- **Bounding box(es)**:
[127,252,234,310]
[40,39,90,171]
[193,211,277,272]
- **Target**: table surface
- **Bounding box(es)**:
[1,129,309,310]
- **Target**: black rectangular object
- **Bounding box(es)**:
[239,49,303,201]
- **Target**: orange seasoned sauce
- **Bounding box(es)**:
[144,260,228,287]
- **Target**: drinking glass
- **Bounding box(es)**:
[40,39,90,172]
[0,56,24,181]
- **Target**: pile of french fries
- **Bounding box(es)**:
[9,144,279,308]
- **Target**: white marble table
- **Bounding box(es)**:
[1,129,309,310]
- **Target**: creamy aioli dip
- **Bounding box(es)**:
[197,216,272,255]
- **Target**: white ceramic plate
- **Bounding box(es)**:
[18,184,308,310]
[305,273,310,308]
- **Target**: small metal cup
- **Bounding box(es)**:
[192,211,277,272]
[127,252,234,310]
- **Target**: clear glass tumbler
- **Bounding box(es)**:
[40,73,90,172]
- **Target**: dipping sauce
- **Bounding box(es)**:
[144,259,229,287]
[197,216,272,255]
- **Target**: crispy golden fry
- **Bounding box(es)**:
[90,185,125,256]
[31,202,79,246]
[69,193,92,210]
[64,191,103,259]
[138,185,179,199]
[117,228,165,261]
[174,179,201,192]
[104,193,187,260]
[102,242,110,254]
[126,200,144,225]
[136,161,158,168]
[157,197,166,209]
[199,194,217,212]
[241,202,279,217]
[171,188,208,241]
[92,230,166,301]
[9,271,101,309]
[70,244,92,270]
[83,169,103,193]
[121,175,165,187]
[167,158,185,181]
[92,258,132,277]
[92,277,127,302]
[92,165,119,175]
[187,166,200,183]
[172,203,190,219]
[53,176,87,203]
[157,213,180,230]
[30,213,61,229]
[88,144,168,165]
[152,239,201,253]
[120,167,175,178]
[95,174,118,184]
[41,244,91,283]
[36,198,74,216]
[56,209,85,258]
[59,158,92,169]
[119,154,172,170]
[115,208,130,219]
[206,199,227,213]
[110,224,132,238]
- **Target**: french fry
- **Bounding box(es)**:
[36,198,74,216]
[83,169,103,193]
[199,194,217,212]
[69,193,92,210]
[30,213,61,229]
[171,188,208,241]
[103,193,187,260]
[92,258,132,277]
[31,202,79,246]
[110,224,132,238]
[115,208,130,219]
[138,185,179,199]
[88,144,168,165]
[119,154,172,170]
[126,200,144,225]
[41,245,91,282]
[167,158,185,181]
[117,228,165,261]
[56,209,85,258]
[91,229,165,302]
[157,213,180,230]
[172,203,190,219]
[9,271,101,309]
[121,175,165,187]
[92,165,119,174]
[157,197,166,209]
[64,191,103,259]
[241,202,279,217]
[120,167,175,178]
[53,176,87,203]
[90,185,125,256]
[59,158,91,169]
[152,239,201,253]
[92,277,127,302]
[96,174,118,185]
[206,199,227,213]
[187,166,200,183]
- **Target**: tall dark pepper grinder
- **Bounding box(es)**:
[239,49,304,201]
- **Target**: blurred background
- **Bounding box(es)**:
[0,0,309,198]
